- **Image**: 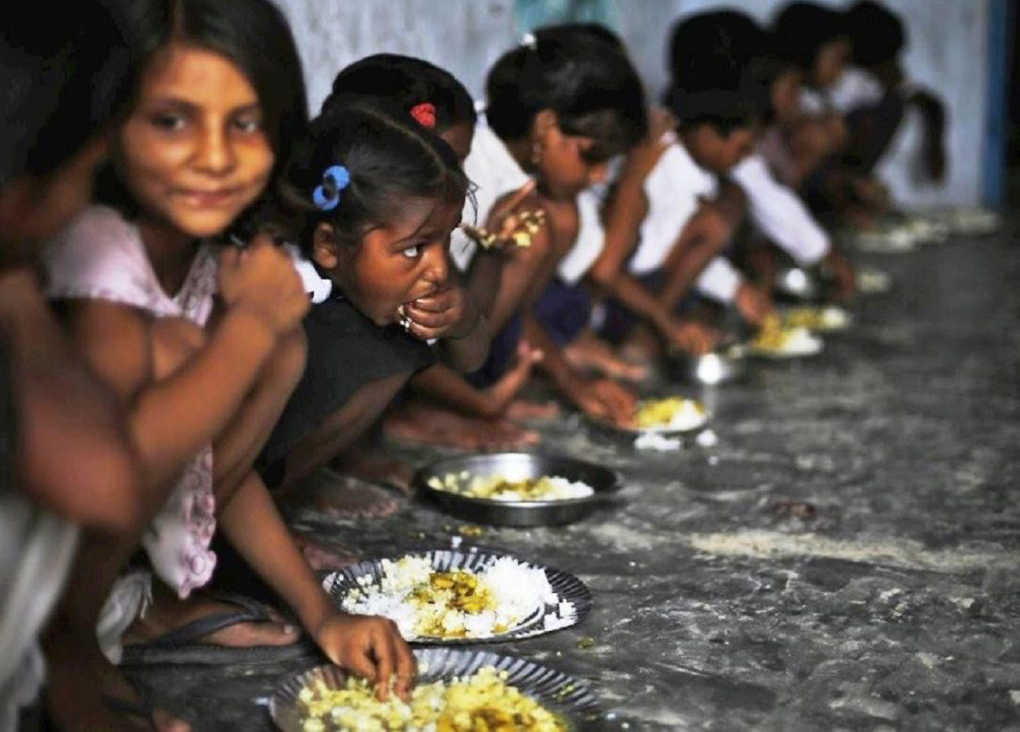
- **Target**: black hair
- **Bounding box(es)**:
[664,11,767,133]
[275,98,469,257]
[668,9,765,92]
[844,1,906,67]
[320,53,476,133]
[97,0,308,224]
[485,23,648,162]
[0,0,134,187]
[770,1,846,72]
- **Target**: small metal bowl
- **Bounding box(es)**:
[775,265,824,302]
[414,452,620,527]
[664,348,747,385]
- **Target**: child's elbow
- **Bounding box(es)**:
[588,261,618,291]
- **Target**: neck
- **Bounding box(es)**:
[677,128,706,168]
[137,217,198,296]
[503,137,535,175]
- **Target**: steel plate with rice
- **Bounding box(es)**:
[414,452,620,527]
[323,548,592,644]
[270,647,603,731]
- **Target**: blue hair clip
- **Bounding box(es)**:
[312,164,350,211]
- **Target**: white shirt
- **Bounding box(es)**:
[0,349,78,729]
[828,66,885,114]
[451,117,532,272]
[799,87,830,114]
[631,135,717,276]
[557,188,605,285]
[695,256,743,303]
[732,153,831,266]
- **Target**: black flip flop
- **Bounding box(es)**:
[103,693,161,731]
[119,592,316,666]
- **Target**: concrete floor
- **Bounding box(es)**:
[128,224,1020,731]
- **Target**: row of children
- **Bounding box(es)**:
[0,0,941,729]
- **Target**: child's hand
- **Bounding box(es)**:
[314,612,415,702]
[460,180,547,252]
[666,319,718,356]
[401,285,479,341]
[218,236,309,335]
[821,249,856,301]
[734,282,774,326]
[567,375,636,428]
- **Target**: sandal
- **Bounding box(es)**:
[120,592,315,666]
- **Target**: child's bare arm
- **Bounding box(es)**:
[219,471,415,700]
[66,240,308,492]
[658,200,740,312]
[482,200,554,333]
[409,364,498,416]
[523,313,635,426]
[0,269,141,530]
[409,347,540,419]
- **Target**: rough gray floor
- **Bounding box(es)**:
[128,227,1020,731]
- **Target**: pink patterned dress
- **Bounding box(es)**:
[45,205,219,599]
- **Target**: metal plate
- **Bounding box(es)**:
[663,349,748,385]
[587,396,710,441]
[746,334,824,359]
[414,452,620,527]
[269,647,603,731]
[779,305,853,333]
[774,265,825,302]
[323,548,593,644]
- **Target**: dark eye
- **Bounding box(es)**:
[233,114,263,134]
[150,112,187,131]
[401,244,421,259]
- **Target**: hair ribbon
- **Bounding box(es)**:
[410,102,436,129]
[312,164,350,211]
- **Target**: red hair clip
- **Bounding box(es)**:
[410,102,436,129]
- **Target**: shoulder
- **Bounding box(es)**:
[45,206,165,313]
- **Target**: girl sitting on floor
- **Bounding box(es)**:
[44,1,413,728]
[452,24,651,427]
[315,53,544,453]
[0,1,145,727]
[255,97,488,540]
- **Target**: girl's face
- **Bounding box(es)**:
[814,38,850,88]
[321,197,462,326]
[770,68,803,125]
[116,44,274,238]
[534,120,609,200]
[439,121,475,166]
[690,125,757,174]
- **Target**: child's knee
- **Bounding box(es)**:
[151,317,206,379]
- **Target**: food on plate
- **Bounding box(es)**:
[298,665,568,732]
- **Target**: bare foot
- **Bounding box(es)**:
[287,467,399,519]
[505,399,560,421]
[481,340,544,414]
[564,330,649,381]
[293,533,362,572]
[385,402,539,450]
[45,627,191,731]
[122,582,300,649]
[333,450,414,495]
